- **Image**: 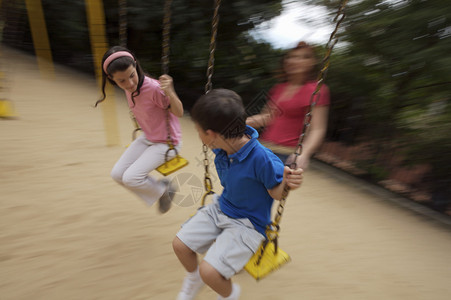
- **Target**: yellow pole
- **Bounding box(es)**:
[0,0,18,118]
[85,0,120,146]
[24,0,55,79]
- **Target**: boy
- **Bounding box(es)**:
[173,89,303,300]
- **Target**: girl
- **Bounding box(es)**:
[246,41,330,170]
[95,46,184,213]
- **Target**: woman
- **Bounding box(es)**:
[247,41,330,170]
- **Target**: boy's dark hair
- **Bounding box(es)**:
[95,46,145,107]
[190,89,247,139]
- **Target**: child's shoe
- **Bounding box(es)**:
[158,178,174,213]
[176,268,204,300]
[217,283,240,300]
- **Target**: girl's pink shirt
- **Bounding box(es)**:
[261,81,330,147]
[126,76,181,145]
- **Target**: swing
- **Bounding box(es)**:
[155,108,189,176]
[196,0,289,279]
[188,0,347,280]
[124,0,188,176]
[196,0,349,280]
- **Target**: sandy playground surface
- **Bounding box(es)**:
[1,48,451,300]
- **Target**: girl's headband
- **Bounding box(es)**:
[103,51,135,73]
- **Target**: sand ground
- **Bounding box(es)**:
[1,48,451,300]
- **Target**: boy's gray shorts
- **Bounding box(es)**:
[176,196,265,279]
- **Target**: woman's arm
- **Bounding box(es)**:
[246,104,275,129]
[159,75,184,117]
[298,105,329,169]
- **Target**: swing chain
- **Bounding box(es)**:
[161,0,176,155]
[130,110,142,140]
[254,0,349,266]
[271,185,289,232]
[205,0,221,94]
[120,0,140,140]
[161,0,173,75]
[165,109,175,150]
[201,143,214,206]
[118,0,127,47]
[296,0,348,154]
[200,0,222,205]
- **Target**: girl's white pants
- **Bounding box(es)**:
[110,134,179,205]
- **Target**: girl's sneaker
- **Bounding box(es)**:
[158,179,174,213]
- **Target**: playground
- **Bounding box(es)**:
[1,46,451,300]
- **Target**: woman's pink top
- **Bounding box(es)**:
[260,81,330,147]
[126,76,181,145]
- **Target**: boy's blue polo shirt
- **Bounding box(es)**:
[213,126,284,236]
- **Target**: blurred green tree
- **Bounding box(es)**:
[319,0,451,208]
[2,0,284,107]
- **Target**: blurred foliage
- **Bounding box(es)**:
[320,0,451,204]
[1,0,284,107]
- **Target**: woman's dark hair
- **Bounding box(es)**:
[278,41,319,82]
[190,89,247,139]
[94,46,145,107]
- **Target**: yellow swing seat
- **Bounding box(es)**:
[156,147,189,176]
[244,240,290,281]
[156,154,189,176]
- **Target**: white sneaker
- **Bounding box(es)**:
[176,269,204,300]
[217,283,240,300]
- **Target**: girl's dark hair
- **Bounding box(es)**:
[94,46,145,107]
[190,89,247,139]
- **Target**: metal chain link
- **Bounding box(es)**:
[201,144,215,206]
[296,0,348,154]
[204,0,221,94]
[161,0,175,152]
[118,0,127,47]
[128,1,178,158]
[165,109,175,150]
[129,0,175,147]
[130,110,142,140]
[201,0,222,203]
[120,0,140,137]
[161,0,172,75]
